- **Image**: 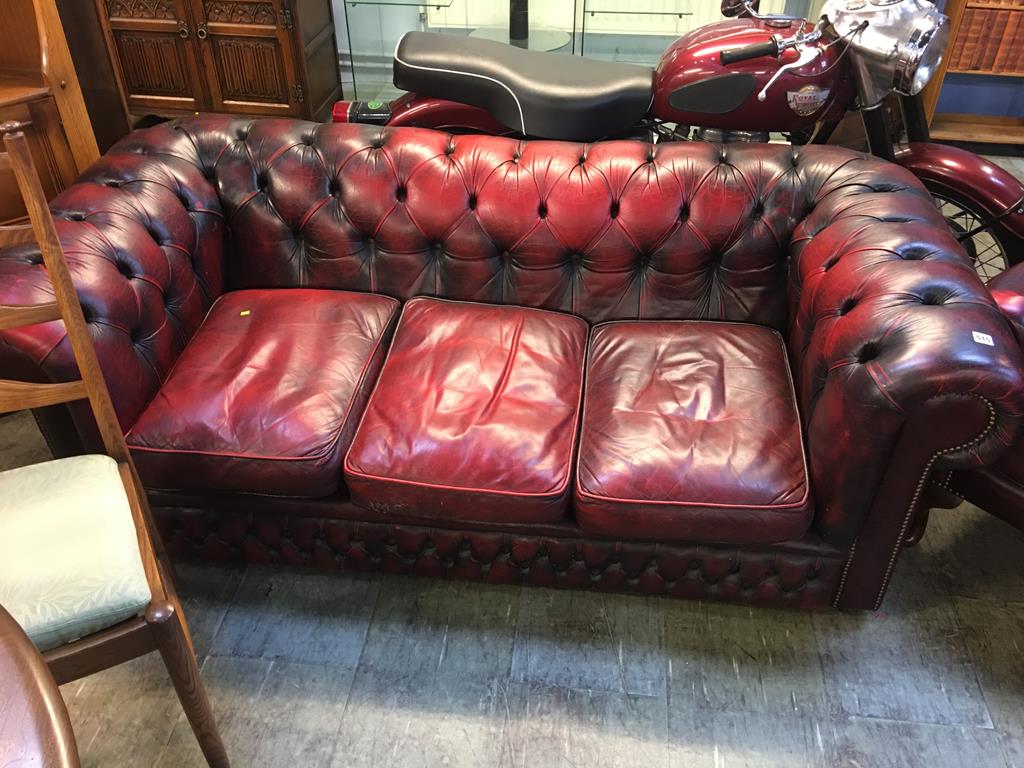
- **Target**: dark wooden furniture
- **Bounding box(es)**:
[0,0,101,223]
[95,0,342,123]
[0,121,229,768]
[0,604,80,768]
[55,0,132,153]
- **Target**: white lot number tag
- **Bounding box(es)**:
[972,331,995,347]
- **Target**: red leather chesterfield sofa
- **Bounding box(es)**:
[2,116,1022,611]
[950,262,1024,530]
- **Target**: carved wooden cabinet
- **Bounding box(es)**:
[95,0,342,122]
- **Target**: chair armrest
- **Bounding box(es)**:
[0,122,226,435]
[787,156,1024,556]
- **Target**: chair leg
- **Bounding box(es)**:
[148,603,230,768]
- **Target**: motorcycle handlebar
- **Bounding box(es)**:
[720,39,780,64]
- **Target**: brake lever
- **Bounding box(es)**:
[756,45,822,101]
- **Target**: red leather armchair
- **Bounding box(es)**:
[950,262,1024,530]
[1,116,1021,611]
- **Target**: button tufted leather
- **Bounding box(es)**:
[575,321,811,543]
[1,116,1023,610]
[788,186,1024,548]
[344,297,588,523]
[155,505,844,609]
[0,139,225,430]
[127,289,398,496]
[169,117,801,327]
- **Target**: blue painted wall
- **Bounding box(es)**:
[937,73,1024,118]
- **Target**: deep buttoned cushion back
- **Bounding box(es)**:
[199,118,803,327]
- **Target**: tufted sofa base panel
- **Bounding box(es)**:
[153,505,844,609]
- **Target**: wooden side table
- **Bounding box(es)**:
[0,604,80,768]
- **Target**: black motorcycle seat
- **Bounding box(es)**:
[393,31,654,141]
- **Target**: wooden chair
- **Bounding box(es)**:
[0,121,229,767]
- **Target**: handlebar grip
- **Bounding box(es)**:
[720,39,779,64]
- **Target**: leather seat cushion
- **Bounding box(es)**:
[575,321,812,544]
[0,455,151,652]
[127,289,399,497]
[345,297,588,523]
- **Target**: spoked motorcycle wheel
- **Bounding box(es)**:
[928,187,1023,282]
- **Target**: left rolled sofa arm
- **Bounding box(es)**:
[0,122,227,441]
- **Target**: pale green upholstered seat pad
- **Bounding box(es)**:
[0,454,152,652]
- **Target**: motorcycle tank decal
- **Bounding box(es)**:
[652,18,854,131]
[787,85,831,116]
[668,73,758,115]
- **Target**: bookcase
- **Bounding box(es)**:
[947,0,1024,75]
[923,0,1024,143]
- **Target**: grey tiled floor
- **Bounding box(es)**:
[3,408,1024,768]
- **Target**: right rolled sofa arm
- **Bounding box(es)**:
[785,156,1024,609]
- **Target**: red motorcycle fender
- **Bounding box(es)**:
[388,94,513,135]
[896,142,1024,241]
[332,93,513,135]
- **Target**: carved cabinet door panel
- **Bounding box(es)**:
[0,99,78,223]
[188,0,301,117]
[96,0,209,113]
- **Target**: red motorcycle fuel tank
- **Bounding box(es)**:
[653,18,854,132]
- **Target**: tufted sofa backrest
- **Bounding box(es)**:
[170,116,822,327]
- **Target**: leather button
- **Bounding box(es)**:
[857,342,880,363]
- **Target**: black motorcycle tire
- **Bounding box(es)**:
[923,182,1023,282]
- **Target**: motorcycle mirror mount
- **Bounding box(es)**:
[740,0,806,26]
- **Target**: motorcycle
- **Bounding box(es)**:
[333,0,1024,277]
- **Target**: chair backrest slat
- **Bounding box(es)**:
[3,121,130,464]
[0,301,61,331]
[0,223,36,248]
[0,378,88,413]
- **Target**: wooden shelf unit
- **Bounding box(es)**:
[929,113,1024,143]
[923,0,1024,145]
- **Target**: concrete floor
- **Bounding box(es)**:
[2,407,1024,768]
